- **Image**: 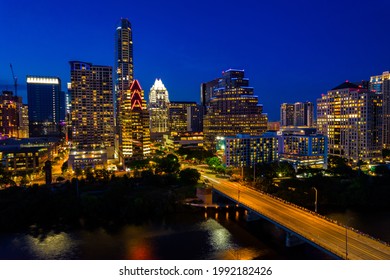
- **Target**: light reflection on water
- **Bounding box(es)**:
[0,210,267,260]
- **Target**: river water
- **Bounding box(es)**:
[0,208,388,260]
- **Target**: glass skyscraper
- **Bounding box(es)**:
[26,76,65,137]
[115,18,134,159]
[203,69,268,150]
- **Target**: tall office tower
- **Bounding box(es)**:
[148,78,170,134]
[203,69,268,150]
[280,103,295,127]
[200,78,219,109]
[169,101,197,133]
[20,104,29,138]
[115,18,133,124]
[26,76,65,137]
[187,104,204,132]
[370,71,390,149]
[119,80,150,163]
[69,61,115,149]
[294,102,314,127]
[317,81,382,163]
[0,90,23,139]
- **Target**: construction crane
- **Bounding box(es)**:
[10,63,18,96]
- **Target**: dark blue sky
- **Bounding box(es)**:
[1,0,389,120]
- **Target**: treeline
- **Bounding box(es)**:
[253,169,390,212]
[0,166,200,233]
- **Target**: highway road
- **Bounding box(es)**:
[199,170,390,260]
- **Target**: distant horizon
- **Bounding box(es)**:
[1,0,389,121]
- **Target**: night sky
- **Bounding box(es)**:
[1,0,389,120]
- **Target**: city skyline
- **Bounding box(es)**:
[1,0,390,120]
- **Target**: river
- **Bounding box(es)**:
[0,208,388,260]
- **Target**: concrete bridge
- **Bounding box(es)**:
[201,174,390,260]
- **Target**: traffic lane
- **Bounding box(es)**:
[203,173,390,259]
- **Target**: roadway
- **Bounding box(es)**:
[198,168,390,260]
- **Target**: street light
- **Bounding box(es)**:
[312,187,318,213]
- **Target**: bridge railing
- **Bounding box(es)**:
[238,183,390,247]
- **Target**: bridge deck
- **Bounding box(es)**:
[203,174,390,260]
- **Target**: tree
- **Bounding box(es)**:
[215,165,226,176]
[61,161,68,175]
[206,156,222,170]
[74,167,83,178]
[179,168,201,185]
[156,154,180,174]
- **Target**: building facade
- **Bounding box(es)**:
[69,61,115,150]
[370,71,390,149]
[203,69,268,150]
[26,76,65,137]
[280,102,314,127]
[148,78,170,134]
[187,104,204,132]
[115,18,133,123]
[317,81,382,163]
[277,128,327,169]
[169,101,197,133]
[0,90,25,139]
[280,103,295,127]
[119,80,150,164]
[223,133,278,168]
[294,102,314,127]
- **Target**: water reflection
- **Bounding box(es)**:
[0,209,274,260]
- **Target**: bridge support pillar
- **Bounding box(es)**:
[285,232,304,247]
[245,210,261,222]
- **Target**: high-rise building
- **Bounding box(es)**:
[20,104,29,138]
[278,128,327,169]
[200,78,219,109]
[280,102,313,127]
[223,133,278,168]
[26,76,65,137]
[317,81,382,163]
[119,80,150,163]
[0,90,25,139]
[280,103,295,127]
[294,102,314,127]
[115,18,133,121]
[69,61,115,149]
[370,71,390,149]
[203,69,268,150]
[187,104,204,132]
[169,101,197,133]
[148,79,170,134]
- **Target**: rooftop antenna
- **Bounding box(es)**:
[10,63,17,96]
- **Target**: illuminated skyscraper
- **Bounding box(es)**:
[69,61,114,149]
[280,103,294,127]
[26,76,65,137]
[115,18,134,155]
[0,90,25,139]
[148,79,170,134]
[169,101,197,133]
[294,102,314,127]
[370,71,390,148]
[317,81,382,163]
[119,80,150,163]
[115,18,133,117]
[187,104,204,132]
[280,102,313,127]
[203,69,268,150]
